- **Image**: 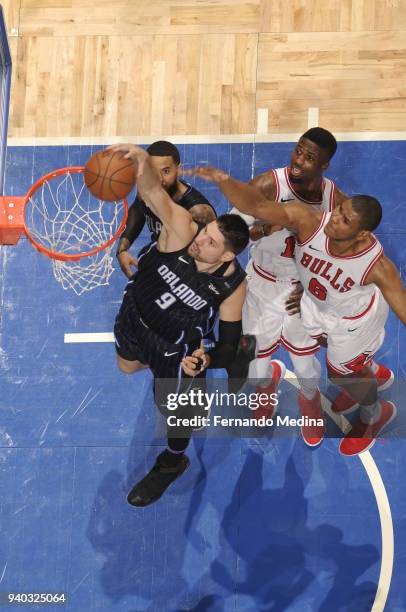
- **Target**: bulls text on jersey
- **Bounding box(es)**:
[299,252,355,294]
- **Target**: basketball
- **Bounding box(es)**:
[83,149,136,201]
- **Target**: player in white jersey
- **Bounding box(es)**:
[188,167,405,456]
[230,128,392,447]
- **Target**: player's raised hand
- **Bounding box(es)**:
[107,143,163,195]
[106,143,146,164]
[106,144,145,181]
[183,165,229,184]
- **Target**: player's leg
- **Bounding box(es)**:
[327,361,396,456]
[157,372,207,473]
[332,358,394,413]
[127,420,192,508]
[243,278,287,419]
[328,361,378,406]
[114,290,150,373]
[127,388,201,507]
[281,312,321,398]
[127,347,204,507]
[289,352,326,447]
[282,312,323,410]
[243,273,292,418]
[114,318,149,373]
[243,279,281,381]
[286,295,326,446]
[326,294,395,455]
[116,354,148,374]
[288,352,321,399]
[331,291,394,413]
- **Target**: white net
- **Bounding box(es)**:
[24,170,127,295]
[52,249,114,295]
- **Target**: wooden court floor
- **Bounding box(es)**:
[0,0,405,138]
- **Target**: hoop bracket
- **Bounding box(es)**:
[0,196,25,245]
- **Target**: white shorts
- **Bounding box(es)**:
[300,290,389,375]
[242,261,320,359]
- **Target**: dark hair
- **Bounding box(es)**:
[146,140,181,165]
[217,214,249,255]
[351,195,382,232]
[301,127,337,160]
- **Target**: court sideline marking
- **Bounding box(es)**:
[8,131,406,146]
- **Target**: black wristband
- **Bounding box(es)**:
[206,320,242,369]
[116,248,128,257]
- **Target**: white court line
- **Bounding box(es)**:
[63,333,394,610]
[360,453,394,612]
[64,332,114,343]
[307,107,319,129]
[7,131,406,146]
[256,108,269,134]
[285,369,393,612]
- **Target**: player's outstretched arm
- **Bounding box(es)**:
[366,255,406,325]
[230,171,278,241]
[248,169,277,200]
[108,144,195,243]
[115,202,145,277]
[185,166,311,234]
[119,196,146,245]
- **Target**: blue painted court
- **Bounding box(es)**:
[0,140,405,611]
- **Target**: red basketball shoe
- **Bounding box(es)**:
[298,389,326,447]
[339,401,396,456]
[331,364,394,415]
[252,360,286,421]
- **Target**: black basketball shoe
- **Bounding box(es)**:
[127,452,190,507]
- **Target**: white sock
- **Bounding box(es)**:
[290,353,321,400]
[369,360,379,375]
[360,400,381,425]
[248,356,272,387]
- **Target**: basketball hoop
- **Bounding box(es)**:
[0,167,128,295]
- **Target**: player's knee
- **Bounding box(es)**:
[117,362,136,374]
[116,356,140,374]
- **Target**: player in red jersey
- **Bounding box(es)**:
[187,165,405,456]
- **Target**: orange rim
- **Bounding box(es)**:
[23,166,129,262]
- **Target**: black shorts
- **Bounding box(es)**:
[114,295,206,418]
